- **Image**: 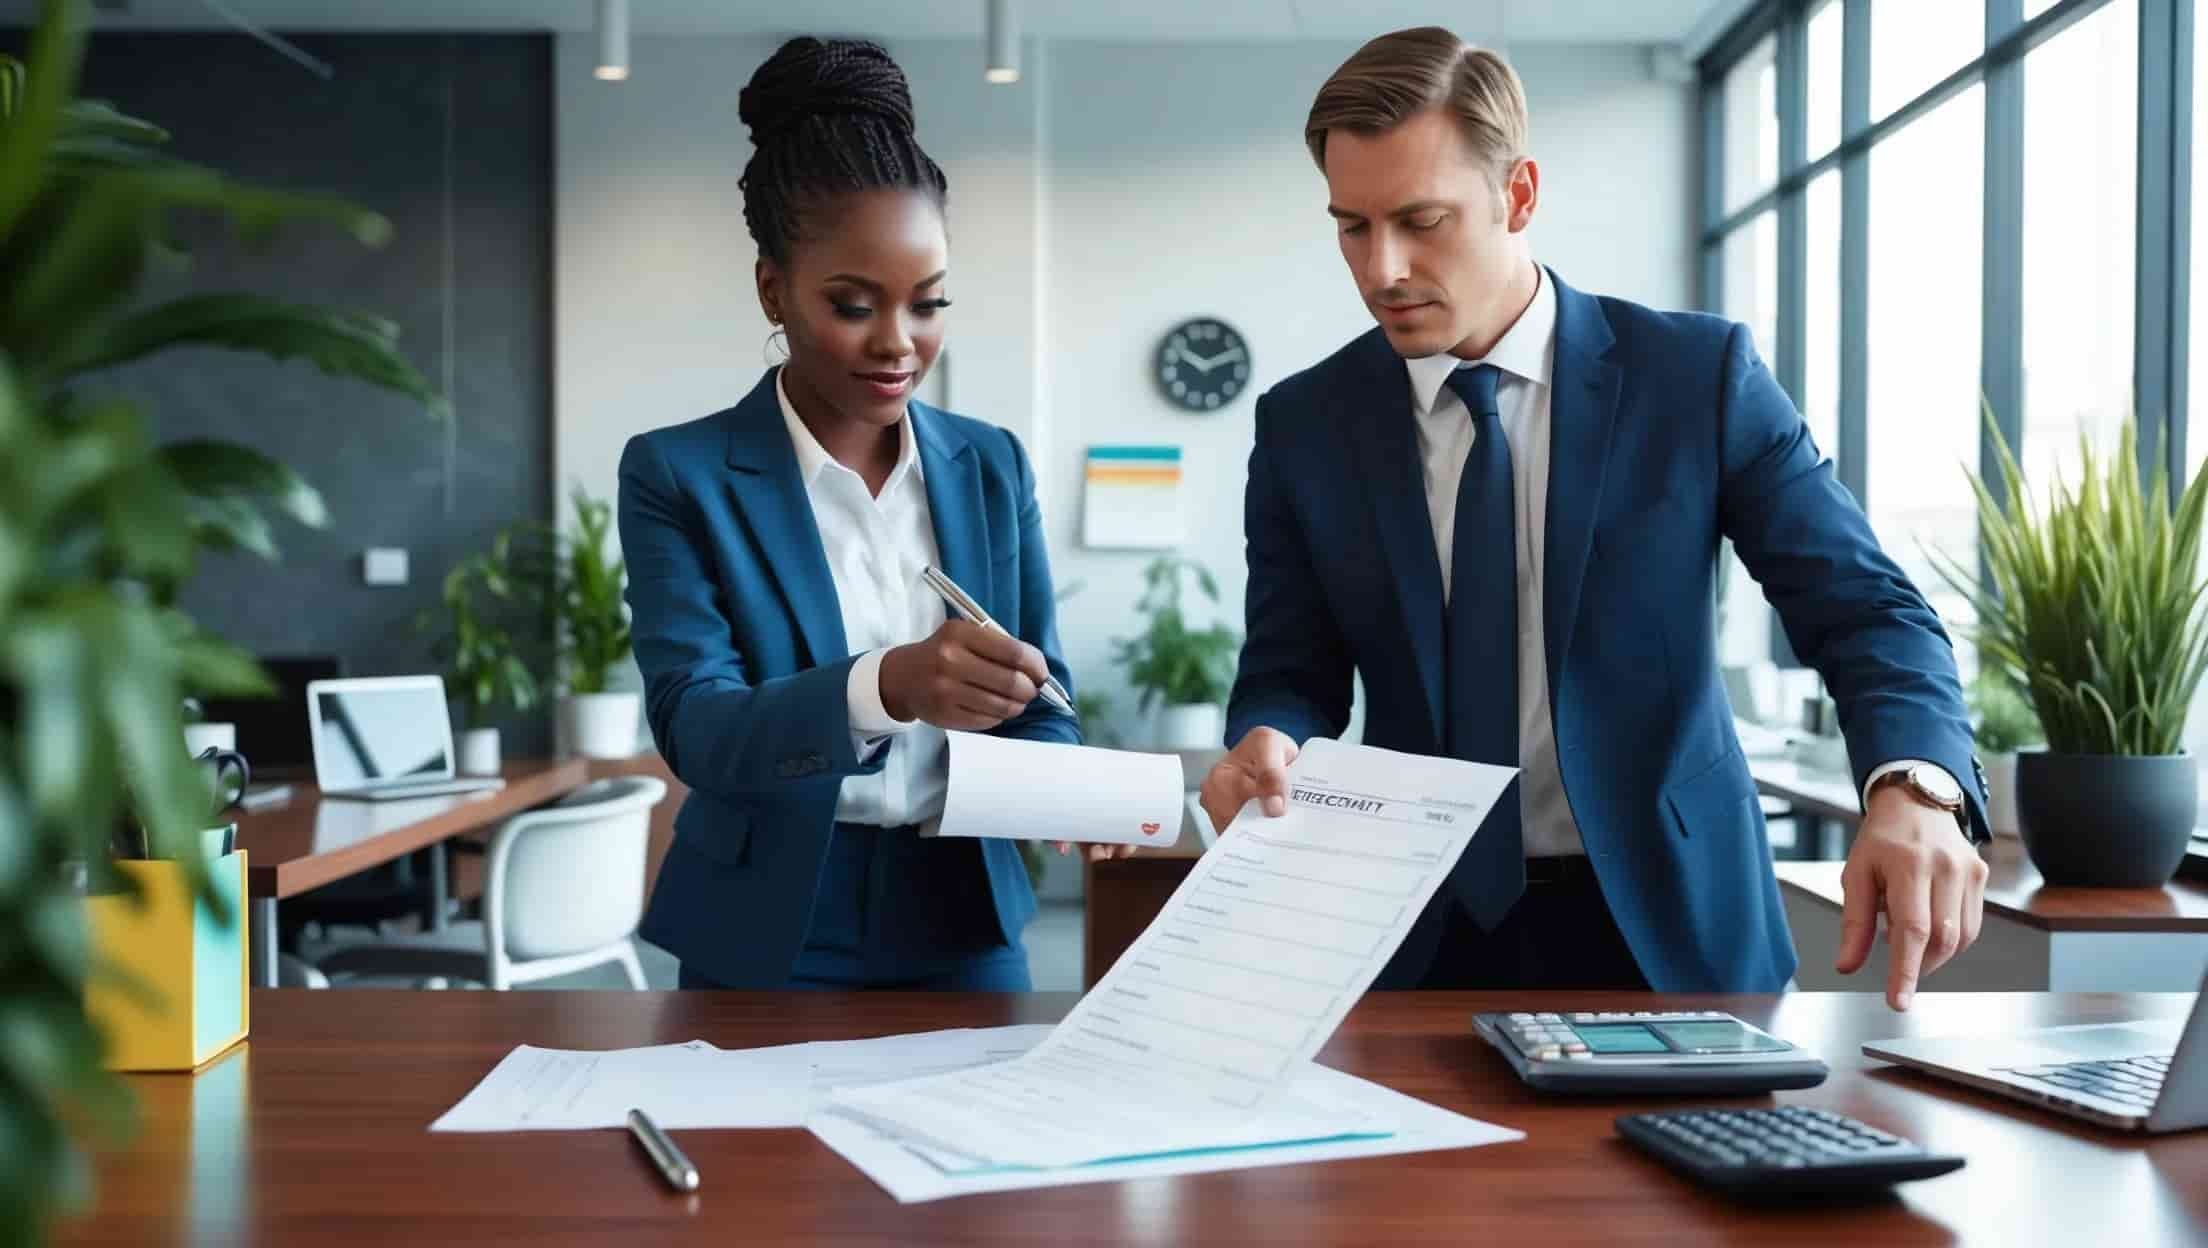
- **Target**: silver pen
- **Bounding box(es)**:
[626,1107,699,1192]
[921,565,1076,715]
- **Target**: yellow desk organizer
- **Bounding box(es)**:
[85,850,250,1072]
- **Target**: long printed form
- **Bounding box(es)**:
[826,738,1518,1168]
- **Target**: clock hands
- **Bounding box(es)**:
[1173,344,1246,374]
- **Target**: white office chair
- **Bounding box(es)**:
[317,776,667,990]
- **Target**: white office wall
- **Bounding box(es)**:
[1039,42,1697,742]
[554,36,1695,739]
[554,34,1045,520]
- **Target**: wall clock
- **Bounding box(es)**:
[1154,317,1251,412]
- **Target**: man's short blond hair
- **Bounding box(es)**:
[1305,26,1529,186]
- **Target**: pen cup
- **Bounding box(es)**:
[83,851,251,1071]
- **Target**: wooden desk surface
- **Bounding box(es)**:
[62,990,2208,1246]
[233,760,590,899]
[1777,838,2208,933]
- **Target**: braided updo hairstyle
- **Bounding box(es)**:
[738,37,949,267]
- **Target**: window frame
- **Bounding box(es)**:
[1698,0,2194,660]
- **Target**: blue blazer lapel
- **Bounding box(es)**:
[1344,328,1445,743]
[721,368,849,668]
[911,400,990,607]
[1542,268,1622,694]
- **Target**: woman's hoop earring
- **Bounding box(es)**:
[764,327,789,365]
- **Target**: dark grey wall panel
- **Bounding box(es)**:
[67,33,554,753]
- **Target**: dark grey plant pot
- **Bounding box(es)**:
[2014,752,2198,887]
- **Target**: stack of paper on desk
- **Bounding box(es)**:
[822,738,1518,1170]
[430,1026,1057,1132]
[809,1059,1524,1203]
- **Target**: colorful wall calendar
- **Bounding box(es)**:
[1081,445,1184,549]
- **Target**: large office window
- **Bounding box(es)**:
[1723,36,1781,213]
[1870,0,1983,120]
[2193,0,2208,486]
[1867,86,1985,637]
[1724,212,1780,366]
[1703,0,2192,675]
[1804,171,1841,462]
[1807,1,1844,158]
[2021,0,2137,494]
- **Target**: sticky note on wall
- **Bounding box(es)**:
[1082,446,1184,550]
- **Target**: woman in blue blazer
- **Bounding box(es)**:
[617,38,1089,990]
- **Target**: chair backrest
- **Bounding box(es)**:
[484,775,667,962]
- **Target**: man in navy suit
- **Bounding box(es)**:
[1198,27,1991,1008]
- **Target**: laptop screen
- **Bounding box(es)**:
[313,683,452,788]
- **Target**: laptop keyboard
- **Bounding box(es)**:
[2003,1055,2169,1109]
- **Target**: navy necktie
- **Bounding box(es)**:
[1441,364,1525,930]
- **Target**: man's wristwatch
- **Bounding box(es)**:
[1866,763,1980,843]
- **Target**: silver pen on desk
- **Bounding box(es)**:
[920,565,1077,716]
[626,1107,700,1192]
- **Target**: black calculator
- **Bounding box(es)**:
[1616,1106,1966,1196]
[1472,1010,1829,1094]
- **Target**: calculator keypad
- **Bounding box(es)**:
[1500,1011,1737,1061]
[1633,1107,1910,1168]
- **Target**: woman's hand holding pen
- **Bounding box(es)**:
[879,620,1051,731]
[877,620,1138,863]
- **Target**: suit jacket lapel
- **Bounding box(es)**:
[912,401,989,609]
[1542,269,1622,696]
[1344,329,1446,744]
[722,368,848,667]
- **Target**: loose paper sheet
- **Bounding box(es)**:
[827,738,1518,1168]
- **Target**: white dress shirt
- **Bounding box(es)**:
[1404,266,1583,857]
[777,372,947,828]
[1404,266,1953,855]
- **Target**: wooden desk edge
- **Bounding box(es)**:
[248,760,593,899]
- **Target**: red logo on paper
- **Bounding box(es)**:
[1140,822,1162,837]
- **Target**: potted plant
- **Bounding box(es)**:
[422,533,543,775]
[0,5,443,1239]
[1110,556,1241,750]
[1967,669,2041,839]
[542,486,637,758]
[1934,418,2208,885]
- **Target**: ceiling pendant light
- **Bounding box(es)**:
[985,0,1019,84]
[595,0,629,82]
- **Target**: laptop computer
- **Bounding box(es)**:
[307,676,506,802]
[1863,967,2208,1133]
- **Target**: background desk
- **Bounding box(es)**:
[232,760,588,986]
[1779,839,2208,992]
[61,989,2208,1245]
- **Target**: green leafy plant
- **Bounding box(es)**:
[544,486,631,696]
[1932,414,2208,756]
[421,533,544,732]
[1967,669,2042,755]
[0,3,441,1238]
[1109,556,1241,711]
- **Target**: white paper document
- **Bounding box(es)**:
[932,731,1185,847]
[826,738,1518,1168]
[810,1061,1524,1203]
[429,1027,1060,1133]
[428,1041,798,1132]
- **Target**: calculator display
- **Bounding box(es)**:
[1648,1020,1791,1054]
[1575,1024,1671,1054]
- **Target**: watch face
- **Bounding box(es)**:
[1155,318,1251,412]
[1910,764,1964,806]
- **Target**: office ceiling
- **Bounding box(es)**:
[18,1,1741,48]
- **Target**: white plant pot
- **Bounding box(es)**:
[457,727,502,777]
[1982,752,2021,838]
[1154,703,1225,752]
[564,691,642,760]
